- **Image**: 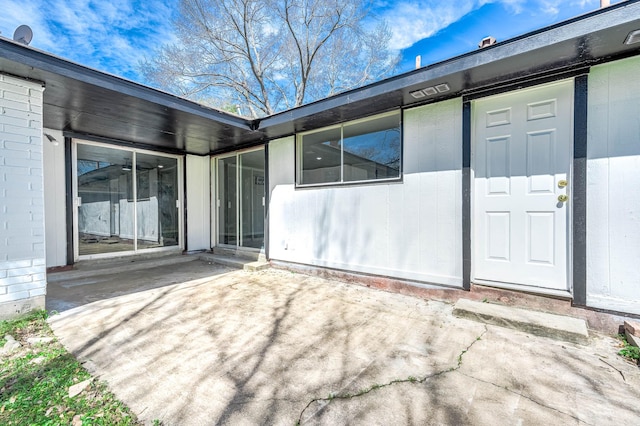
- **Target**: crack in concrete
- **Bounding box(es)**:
[296,326,488,425]
[457,371,593,426]
[598,357,626,382]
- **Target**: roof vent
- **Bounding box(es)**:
[624,29,640,45]
[435,84,450,93]
[478,36,496,49]
[423,87,438,96]
[409,83,450,100]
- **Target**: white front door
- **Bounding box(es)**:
[473,80,573,292]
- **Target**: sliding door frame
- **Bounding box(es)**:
[72,139,184,261]
[213,146,265,252]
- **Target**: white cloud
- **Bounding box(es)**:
[540,1,560,15]
[0,0,176,81]
[378,0,602,50]
[376,1,488,50]
[0,1,54,46]
[497,0,526,14]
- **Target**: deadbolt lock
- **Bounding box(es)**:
[558,180,568,188]
[558,194,569,202]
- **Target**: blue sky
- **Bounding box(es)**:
[0,0,618,85]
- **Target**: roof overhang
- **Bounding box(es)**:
[0,39,260,155]
[259,0,640,139]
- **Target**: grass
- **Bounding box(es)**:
[618,334,640,364]
[0,310,142,425]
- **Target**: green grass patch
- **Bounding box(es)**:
[617,334,640,363]
[0,309,48,347]
[0,310,141,425]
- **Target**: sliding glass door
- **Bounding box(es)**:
[75,142,182,259]
[136,153,180,250]
[218,156,237,246]
[217,148,265,250]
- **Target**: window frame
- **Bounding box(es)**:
[295,110,403,187]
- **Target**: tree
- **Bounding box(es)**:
[140,0,399,117]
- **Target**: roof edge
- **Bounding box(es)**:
[0,36,253,131]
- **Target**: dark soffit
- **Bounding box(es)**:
[0,38,259,155]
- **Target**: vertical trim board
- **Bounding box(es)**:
[572,74,588,306]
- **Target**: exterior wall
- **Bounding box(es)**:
[587,56,640,315]
[186,154,211,251]
[268,98,463,286]
[0,74,46,319]
[43,128,67,267]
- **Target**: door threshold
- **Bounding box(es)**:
[213,246,265,262]
[473,279,573,300]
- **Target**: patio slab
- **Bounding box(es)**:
[48,269,640,425]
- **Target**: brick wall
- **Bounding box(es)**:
[0,73,46,319]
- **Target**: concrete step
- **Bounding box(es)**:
[243,261,270,272]
[453,298,589,345]
[212,247,266,262]
[198,253,269,272]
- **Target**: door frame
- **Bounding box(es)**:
[72,139,184,261]
[469,79,575,299]
[212,146,266,252]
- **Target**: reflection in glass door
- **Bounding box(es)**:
[136,153,179,250]
[240,150,265,249]
[217,149,265,250]
[77,144,134,255]
[218,156,237,246]
[75,142,181,258]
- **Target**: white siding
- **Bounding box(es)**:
[186,154,211,251]
[0,75,46,318]
[43,128,66,267]
[268,99,463,286]
[587,56,640,314]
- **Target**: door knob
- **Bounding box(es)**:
[558,180,568,188]
[558,194,568,202]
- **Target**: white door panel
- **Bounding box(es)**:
[473,80,573,291]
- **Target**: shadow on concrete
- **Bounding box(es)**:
[48,269,640,425]
[46,258,233,313]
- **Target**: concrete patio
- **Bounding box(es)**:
[47,261,640,425]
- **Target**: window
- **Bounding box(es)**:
[297,111,401,186]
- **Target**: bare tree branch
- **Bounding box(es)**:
[139,0,399,117]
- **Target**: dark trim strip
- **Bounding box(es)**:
[462,101,472,291]
[183,155,189,252]
[572,74,589,306]
[209,140,267,157]
[64,136,74,265]
[463,67,589,102]
[63,131,185,156]
[207,155,212,251]
[264,143,270,260]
